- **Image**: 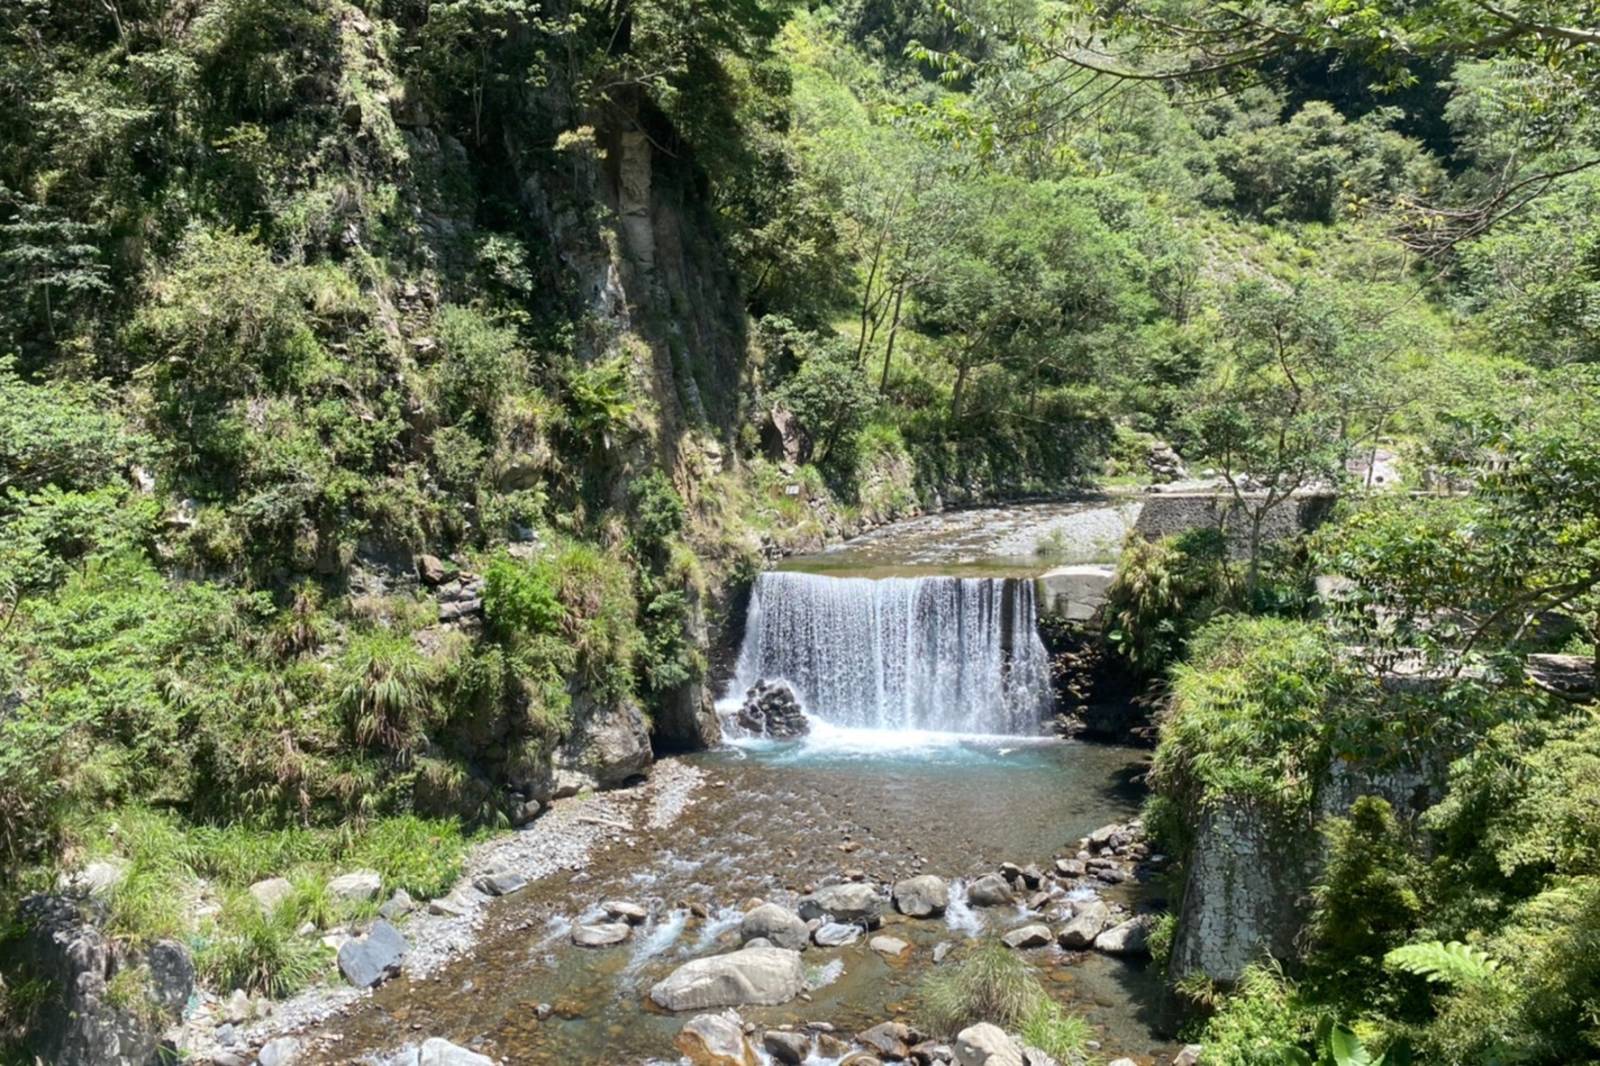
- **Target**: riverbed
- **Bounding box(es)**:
[292,734,1175,1065]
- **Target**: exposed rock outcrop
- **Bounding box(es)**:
[14,895,194,1066]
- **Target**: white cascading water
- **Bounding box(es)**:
[729,571,1054,735]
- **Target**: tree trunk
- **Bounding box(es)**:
[1247,511,1265,601]
[951,363,970,420]
[880,281,905,394]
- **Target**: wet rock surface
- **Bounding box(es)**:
[734,679,810,738]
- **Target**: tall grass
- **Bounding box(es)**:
[918,941,1095,1062]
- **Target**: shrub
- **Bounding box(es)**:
[1305,797,1425,1007]
[482,555,565,639]
[1103,528,1238,676]
[338,631,438,755]
[1153,616,1358,820]
[918,941,1092,1060]
[197,895,326,998]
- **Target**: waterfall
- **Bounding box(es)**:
[728,572,1054,735]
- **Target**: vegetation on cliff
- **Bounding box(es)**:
[1,0,1599,1060]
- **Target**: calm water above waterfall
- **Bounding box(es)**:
[730,572,1054,734]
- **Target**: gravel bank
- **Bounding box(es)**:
[180,760,706,1061]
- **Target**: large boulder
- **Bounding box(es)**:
[954,1023,1025,1066]
[418,1038,497,1066]
[735,680,809,739]
[761,403,813,465]
[798,882,882,926]
[965,874,1014,908]
[892,875,949,918]
[1095,914,1154,956]
[14,895,194,1066]
[337,920,409,988]
[739,903,809,951]
[1056,901,1112,949]
[649,946,806,1012]
[675,1011,758,1066]
[553,696,652,796]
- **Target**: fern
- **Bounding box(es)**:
[1383,940,1500,987]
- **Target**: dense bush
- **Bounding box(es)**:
[1103,529,1238,677]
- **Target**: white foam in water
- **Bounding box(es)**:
[625,908,688,973]
[944,880,986,937]
[805,957,845,990]
[727,572,1053,735]
[688,904,745,953]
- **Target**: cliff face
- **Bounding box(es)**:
[1168,760,1436,985]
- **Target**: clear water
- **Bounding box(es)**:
[296,739,1174,1066]
[730,572,1053,734]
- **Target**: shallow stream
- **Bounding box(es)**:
[299,733,1175,1065]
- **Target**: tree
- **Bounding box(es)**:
[1179,280,1352,597]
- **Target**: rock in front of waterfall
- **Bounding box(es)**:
[735,680,810,738]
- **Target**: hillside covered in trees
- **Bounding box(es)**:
[1,0,1598,1064]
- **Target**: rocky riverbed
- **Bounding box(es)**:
[211,737,1178,1066]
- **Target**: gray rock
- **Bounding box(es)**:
[1053,858,1085,879]
[380,889,417,921]
[474,870,527,897]
[554,697,652,794]
[735,680,810,739]
[868,935,911,957]
[249,877,294,914]
[932,941,954,963]
[14,895,193,1066]
[337,920,408,988]
[603,899,648,924]
[1021,1046,1061,1066]
[1109,1059,1138,1066]
[954,1023,1024,1066]
[418,1037,496,1066]
[571,922,631,947]
[965,874,1013,907]
[812,921,861,947]
[57,859,127,899]
[892,875,949,918]
[428,890,476,917]
[1173,1046,1203,1066]
[740,903,809,951]
[1094,915,1154,956]
[675,1010,757,1065]
[258,1036,301,1066]
[1001,924,1053,949]
[857,1021,913,1059]
[763,1028,811,1065]
[328,869,383,904]
[213,1052,249,1066]
[649,946,806,1011]
[1057,901,1111,949]
[798,882,882,926]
